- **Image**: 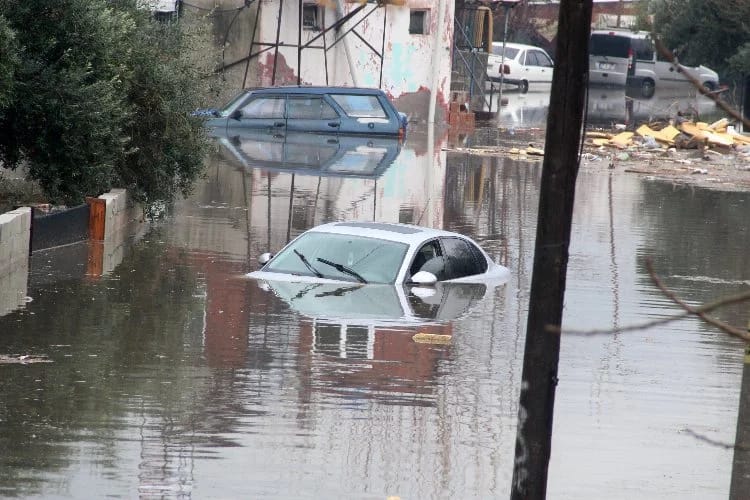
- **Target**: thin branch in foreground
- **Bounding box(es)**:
[550,260,750,340]
[645,258,750,342]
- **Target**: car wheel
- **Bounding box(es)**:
[519,80,529,93]
[641,78,655,98]
[702,81,715,93]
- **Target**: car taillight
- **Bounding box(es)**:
[628,47,633,70]
[503,64,510,74]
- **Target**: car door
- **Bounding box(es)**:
[232,94,287,135]
[525,49,554,84]
[285,94,342,134]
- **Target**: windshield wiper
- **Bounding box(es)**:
[294,250,323,278]
[316,257,368,284]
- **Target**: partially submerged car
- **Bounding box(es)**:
[246,221,511,286]
[201,86,408,138]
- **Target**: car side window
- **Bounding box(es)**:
[632,38,654,61]
[330,94,387,118]
[241,96,285,119]
[534,50,553,67]
[410,240,442,276]
[441,237,484,279]
[287,96,339,120]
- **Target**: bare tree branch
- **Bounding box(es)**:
[553,259,750,340]
[645,257,750,341]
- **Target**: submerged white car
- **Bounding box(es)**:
[247,222,511,286]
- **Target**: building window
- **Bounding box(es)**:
[303,4,321,31]
[409,9,428,35]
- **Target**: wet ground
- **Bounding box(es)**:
[1,89,749,498]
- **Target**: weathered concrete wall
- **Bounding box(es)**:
[194,0,454,122]
[0,207,30,316]
[94,189,146,276]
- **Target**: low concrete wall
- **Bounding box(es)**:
[99,188,132,241]
[89,189,146,277]
[0,189,145,316]
[0,207,31,315]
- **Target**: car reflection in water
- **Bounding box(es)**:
[488,87,719,130]
[213,129,402,179]
[586,86,719,127]
[257,280,489,403]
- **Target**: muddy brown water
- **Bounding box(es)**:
[0,120,747,498]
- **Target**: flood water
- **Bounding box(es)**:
[1,105,749,498]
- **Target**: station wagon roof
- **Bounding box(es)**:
[308,221,463,245]
[251,86,388,96]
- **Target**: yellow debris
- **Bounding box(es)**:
[727,130,750,144]
[636,124,677,145]
[592,138,610,147]
[658,125,681,142]
[610,131,634,148]
[412,333,452,345]
[586,131,612,139]
[526,147,545,156]
[709,118,728,130]
[680,122,733,147]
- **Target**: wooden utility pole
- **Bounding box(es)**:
[510,1,593,499]
[730,343,750,498]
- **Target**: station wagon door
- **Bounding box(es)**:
[285,95,343,134]
[523,49,554,84]
[232,95,287,135]
[328,93,398,135]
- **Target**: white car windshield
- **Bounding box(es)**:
[264,232,409,284]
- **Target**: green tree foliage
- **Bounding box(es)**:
[650,0,750,84]
[0,15,19,110]
[0,0,213,206]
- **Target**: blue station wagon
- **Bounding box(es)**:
[203,86,408,138]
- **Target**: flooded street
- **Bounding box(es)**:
[1,93,748,498]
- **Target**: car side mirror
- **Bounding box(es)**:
[410,270,438,286]
[230,109,242,120]
[258,252,273,265]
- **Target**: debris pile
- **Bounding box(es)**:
[586,118,750,153]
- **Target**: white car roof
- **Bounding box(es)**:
[491,42,545,51]
[307,221,465,246]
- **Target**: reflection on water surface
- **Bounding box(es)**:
[0,127,746,498]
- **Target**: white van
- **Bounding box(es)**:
[589,29,719,97]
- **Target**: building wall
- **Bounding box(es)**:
[216,0,455,123]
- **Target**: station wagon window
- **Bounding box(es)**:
[330,94,387,118]
[287,96,339,120]
[409,9,429,35]
[492,46,519,59]
[240,96,285,119]
[527,50,553,67]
